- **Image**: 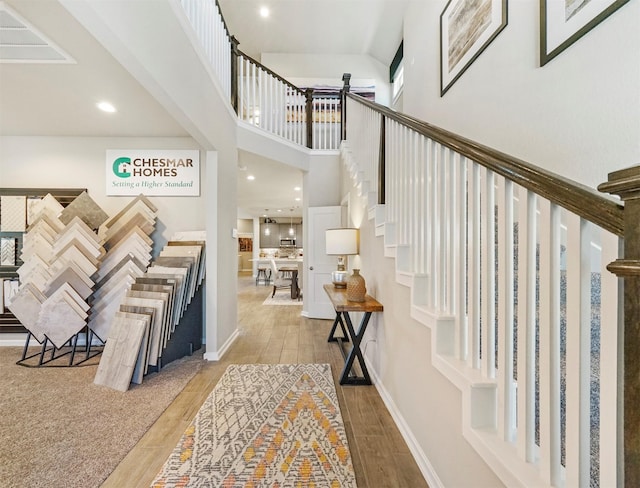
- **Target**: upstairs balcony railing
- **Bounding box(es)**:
[178,0,640,485]
[180,0,341,150]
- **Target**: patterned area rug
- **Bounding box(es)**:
[262,293,302,306]
[151,363,357,487]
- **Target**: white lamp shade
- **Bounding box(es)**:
[325,228,359,255]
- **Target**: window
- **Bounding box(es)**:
[389,41,404,107]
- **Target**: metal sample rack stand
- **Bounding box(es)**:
[16,327,104,368]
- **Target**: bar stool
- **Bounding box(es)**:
[256,266,271,285]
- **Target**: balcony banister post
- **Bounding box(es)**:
[230,36,240,114]
[341,73,351,142]
[305,89,313,149]
[598,164,640,487]
[378,116,385,205]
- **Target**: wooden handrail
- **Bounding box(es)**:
[236,49,306,96]
[214,0,232,40]
[346,92,624,237]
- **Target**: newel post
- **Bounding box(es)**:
[341,73,351,142]
[230,36,240,114]
[305,88,313,149]
[598,165,640,487]
[378,116,386,205]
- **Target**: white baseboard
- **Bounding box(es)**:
[203,328,239,361]
[0,332,105,348]
[366,359,444,488]
[0,333,28,347]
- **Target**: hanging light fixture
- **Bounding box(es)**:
[264,210,271,236]
[289,209,295,236]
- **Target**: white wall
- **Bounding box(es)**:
[261,53,392,106]
[402,0,640,189]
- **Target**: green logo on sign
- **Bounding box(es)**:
[113,157,131,178]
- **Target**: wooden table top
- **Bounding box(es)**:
[323,284,383,313]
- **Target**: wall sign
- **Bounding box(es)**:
[106,149,200,196]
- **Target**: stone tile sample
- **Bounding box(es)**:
[128,289,170,348]
[162,243,205,285]
[36,291,87,349]
[89,294,132,342]
[102,213,155,250]
[26,197,43,225]
[170,230,206,241]
[121,295,167,367]
[116,305,154,385]
[25,218,58,243]
[131,283,175,337]
[59,191,108,230]
[133,278,177,330]
[31,194,64,221]
[51,245,98,277]
[153,256,197,308]
[7,284,46,342]
[117,308,155,381]
[21,233,55,263]
[18,263,51,293]
[145,269,187,326]
[97,238,151,280]
[0,195,26,232]
[94,256,146,295]
[61,216,101,239]
[44,265,93,300]
[17,252,50,279]
[94,315,148,392]
[1,237,16,266]
[3,279,19,308]
[49,282,89,314]
[99,195,157,238]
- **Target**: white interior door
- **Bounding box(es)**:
[304,206,341,319]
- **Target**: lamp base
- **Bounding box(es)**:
[331,270,349,288]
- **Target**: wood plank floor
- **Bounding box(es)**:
[102,272,429,487]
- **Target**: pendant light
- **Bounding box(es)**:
[264,210,270,236]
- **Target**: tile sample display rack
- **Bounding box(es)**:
[0,188,86,333]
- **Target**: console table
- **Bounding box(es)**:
[323,284,383,385]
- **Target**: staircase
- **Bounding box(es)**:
[71,0,637,486]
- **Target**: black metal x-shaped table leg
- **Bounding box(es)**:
[328,310,372,385]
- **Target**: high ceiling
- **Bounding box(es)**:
[217,0,406,66]
[0,0,406,218]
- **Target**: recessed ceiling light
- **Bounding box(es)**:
[294,186,301,191]
[295,197,301,202]
[277,209,282,212]
[247,174,255,181]
[259,6,269,18]
[97,101,116,113]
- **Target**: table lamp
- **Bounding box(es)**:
[325,228,359,288]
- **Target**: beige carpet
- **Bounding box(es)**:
[151,363,357,487]
[0,346,204,488]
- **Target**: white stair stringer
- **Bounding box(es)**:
[341,150,551,488]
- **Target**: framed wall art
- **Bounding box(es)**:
[540,0,630,65]
[440,0,508,96]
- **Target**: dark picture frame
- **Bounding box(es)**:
[440,0,508,96]
[238,237,253,252]
[540,0,630,66]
